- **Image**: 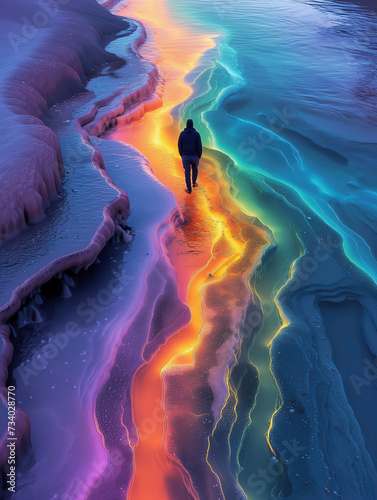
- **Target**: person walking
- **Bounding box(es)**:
[178,119,202,194]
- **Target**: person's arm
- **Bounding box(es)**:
[178,132,183,156]
[197,133,202,158]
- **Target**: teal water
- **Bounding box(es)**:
[166,0,377,498]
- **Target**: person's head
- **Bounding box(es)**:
[186,119,194,128]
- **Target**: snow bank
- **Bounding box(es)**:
[0,0,129,240]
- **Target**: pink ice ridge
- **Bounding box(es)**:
[0,0,152,321]
[0,0,161,490]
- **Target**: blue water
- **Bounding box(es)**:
[170,0,377,282]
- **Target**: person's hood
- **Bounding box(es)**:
[184,127,196,133]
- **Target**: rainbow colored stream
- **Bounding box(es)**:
[107,1,283,498]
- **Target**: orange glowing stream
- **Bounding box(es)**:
[113,1,268,498]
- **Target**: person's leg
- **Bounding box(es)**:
[192,156,199,186]
[182,156,192,192]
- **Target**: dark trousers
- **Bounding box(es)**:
[182,155,199,192]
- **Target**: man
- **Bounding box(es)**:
[178,119,202,194]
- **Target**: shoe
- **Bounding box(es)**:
[185,189,192,194]
[193,183,198,187]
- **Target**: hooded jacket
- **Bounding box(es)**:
[178,127,202,158]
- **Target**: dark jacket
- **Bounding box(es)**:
[178,127,202,158]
